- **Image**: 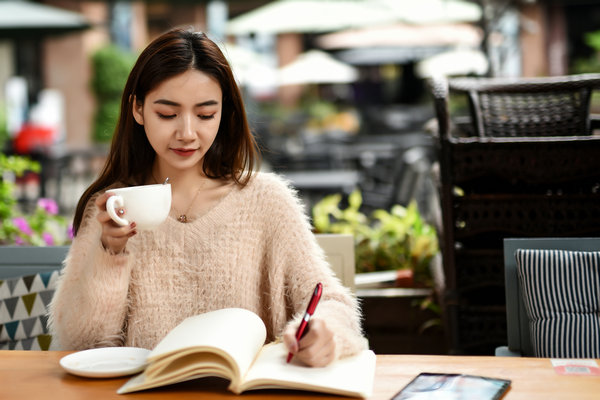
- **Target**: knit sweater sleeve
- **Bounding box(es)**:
[263,174,367,359]
[48,194,133,350]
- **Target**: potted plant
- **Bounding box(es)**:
[312,190,445,354]
[312,190,438,287]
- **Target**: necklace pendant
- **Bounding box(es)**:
[178,214,188,223]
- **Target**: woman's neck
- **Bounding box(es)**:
[151,165,208,195]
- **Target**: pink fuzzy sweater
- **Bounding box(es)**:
[48,172,365,359]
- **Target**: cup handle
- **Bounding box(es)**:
[106,195,129,226]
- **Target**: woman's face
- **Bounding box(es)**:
[132,69,223,174]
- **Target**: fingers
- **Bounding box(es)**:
[96,192,136,254]
[283,324,299,354]
[288,318,335,367]
[95,192,112,209]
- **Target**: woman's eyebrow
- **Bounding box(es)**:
[153,99,219,107]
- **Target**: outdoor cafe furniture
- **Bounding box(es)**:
[498,237,600,358]
[429,73,600,356]
[0,246,68,350]
[4,350,599,399]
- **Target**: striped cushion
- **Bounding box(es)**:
[515,249,600,358]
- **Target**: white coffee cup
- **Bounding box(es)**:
[106,183,172,230]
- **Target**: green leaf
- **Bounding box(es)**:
[348,190,362,210]
[311,190,439,284]
[584,30,600,52]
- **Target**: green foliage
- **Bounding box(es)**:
[91,45,136,98]
[0,102,8,151]
[0,153,72,246]
[313,190,439,287]
[305,99,338,121]
[572,30,600,74]
[0,154,39,221]
[585,30,600,52]
[90,45,136,143]
[93,99,121,143]
[572,58,600,74]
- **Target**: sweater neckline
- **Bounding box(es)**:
[164,179,242,229]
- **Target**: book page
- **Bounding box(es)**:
[147,308,267,379]
[237,341,376,398]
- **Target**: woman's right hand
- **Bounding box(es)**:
[95,192,137,254]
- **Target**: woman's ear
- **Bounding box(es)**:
[132,95,144,125]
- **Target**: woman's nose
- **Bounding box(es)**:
[177,114,195,139]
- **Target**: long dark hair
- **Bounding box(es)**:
[73,28,260,235]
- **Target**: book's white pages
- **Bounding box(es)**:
[118,307,267,395]
[237,341,376,398]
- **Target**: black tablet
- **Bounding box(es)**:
[391,372,511,400]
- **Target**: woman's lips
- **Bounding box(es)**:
[172,148,196,157]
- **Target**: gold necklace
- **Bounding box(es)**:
[152,173,206,223]
[175,188,202,223]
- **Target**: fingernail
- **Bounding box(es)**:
[118,208,125,215]
[130,222,136,228]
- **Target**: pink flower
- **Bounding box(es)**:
[67,224,74,240]
[13,217,33,235]
[14,236,25,245]
[42,232,55,246]
[37,198,59,215]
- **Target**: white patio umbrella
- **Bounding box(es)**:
[277,50,358,86]
[219,42,278,96]
[226,0,481,35]
[226,0,397,35]
[377,0,481,24]
[416,48,489,78]
[317,22,482,49]
[0,0,90,37]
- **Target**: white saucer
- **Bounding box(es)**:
[59,347,151,378]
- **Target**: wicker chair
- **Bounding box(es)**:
[433,73,600,138]
[429,74,600,355]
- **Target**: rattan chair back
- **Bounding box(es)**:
[436,74,600,138]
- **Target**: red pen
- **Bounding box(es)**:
[287,282,323,363]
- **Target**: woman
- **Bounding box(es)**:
[48,28,365,367]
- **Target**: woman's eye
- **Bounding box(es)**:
[158,113,176,119]
[199,114,215,120]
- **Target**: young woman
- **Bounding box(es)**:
[48,28,365,367]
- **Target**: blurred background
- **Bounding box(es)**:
[2,0,600,355]
[2,0,599,218]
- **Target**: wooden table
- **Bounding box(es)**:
[2,351,599,399]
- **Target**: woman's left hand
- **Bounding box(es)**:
[283,317,335,367]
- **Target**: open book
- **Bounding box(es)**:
[118,308,376,398]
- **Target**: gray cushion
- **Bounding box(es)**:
[515,249,600,358]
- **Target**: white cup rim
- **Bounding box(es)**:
[107,183,170,192]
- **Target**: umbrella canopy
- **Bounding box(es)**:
[377,0,481,24]
[0,1,90,37]
[416,48,489,78]
[278,50,358,86]
[219,42,278,97]
[226,0,397,35]
[226,0,481,35]
[317,22,482,49]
